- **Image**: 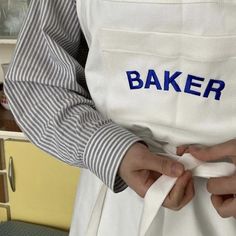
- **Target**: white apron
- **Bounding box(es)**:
[70,1,236,235]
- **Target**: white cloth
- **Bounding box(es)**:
[83,152,235,236]
[69,1,236,235]
[140,153,235,236]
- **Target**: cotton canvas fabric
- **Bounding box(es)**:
[69,1,236,235]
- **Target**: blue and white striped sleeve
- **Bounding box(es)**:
[4,0,142,192]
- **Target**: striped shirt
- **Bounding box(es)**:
[4,0,142,192]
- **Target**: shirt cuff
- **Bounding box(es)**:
[83,122,142,193]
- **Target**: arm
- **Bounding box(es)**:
[5,0,192,209]
[4,0,141,192]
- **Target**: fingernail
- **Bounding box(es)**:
[171,163,184,176]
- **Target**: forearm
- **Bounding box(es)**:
[4,0,141,192]
[5,80,140,191]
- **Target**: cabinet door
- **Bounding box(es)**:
[4,140,80,230]
[0,205,10,222]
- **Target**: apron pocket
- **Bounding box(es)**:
[100,28,236,144]
[103,0,226,4]
[101,29,236,61]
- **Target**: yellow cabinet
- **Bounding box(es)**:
[0,205,9,221]
[3,140,80,230]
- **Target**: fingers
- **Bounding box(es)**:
[188,140,236,162]
[119,142,188,200]
[176,145,190,156]
[143,154,184,178]
[129,170,153,198]
[179,179,195,208]
[139,170,162,198]
[170,171,192,206]
[211,195,236,218]
[119,142,186,198]
[207,175,236,195]
[206,174,236,218]
[163,171,194,210]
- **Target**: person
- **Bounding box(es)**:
[4,0,236,235]
[184,141,236,218]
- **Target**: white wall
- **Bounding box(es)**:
[0,44,15,83]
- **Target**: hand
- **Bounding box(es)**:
[119,142,194,211]
[181,140,236,218]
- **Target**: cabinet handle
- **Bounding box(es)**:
[8,157,15,192]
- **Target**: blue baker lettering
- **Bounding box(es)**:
[126,70,225,101]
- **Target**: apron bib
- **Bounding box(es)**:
[69,1,236,235]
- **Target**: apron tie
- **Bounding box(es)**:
[86,152,235,236]
[139,153,236,236]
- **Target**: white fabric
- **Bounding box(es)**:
[84,153,235,236]
[69,1,236,236]
[140,154,235,236]
[103,0,233,3]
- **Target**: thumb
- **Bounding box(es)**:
[188,140,236,162]
[143,154,185,177]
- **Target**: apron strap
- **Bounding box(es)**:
[86,153,235,236]
[86,184,108,236]
[139,153,236,236]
